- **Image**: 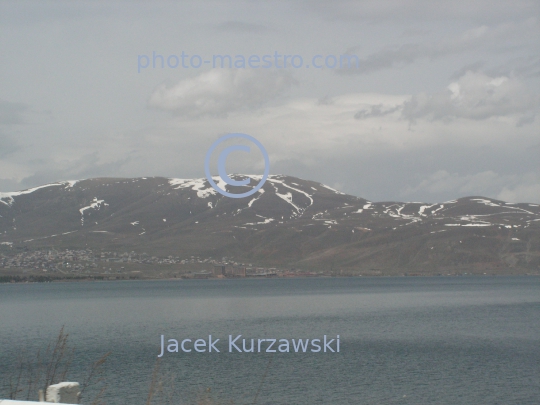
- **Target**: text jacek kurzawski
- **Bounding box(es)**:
[157,334,340,356]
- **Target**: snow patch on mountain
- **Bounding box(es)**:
[169,178,224,198]
[170,174,275,199]
[79,198,108,225]
[275,191,300,213]
[0,181,79,207]
[471,198,502,208]
[268,178,313,207]
[245,217,274,225]
[419,204,436,216]
[320,184,345,194]
[248,189,265,208]
[432,204,445,215]
[24,230,77,242]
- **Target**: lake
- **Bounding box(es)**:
[1,276,539,404]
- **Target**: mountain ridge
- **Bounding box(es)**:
[1,175,539,276]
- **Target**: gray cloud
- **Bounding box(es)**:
[148,69,297,117]
[316,95,334,105]
[402,71,539,124]
[402,170,540,204]
[0,131,19,158]
[215,21,271,33]
[449,61,486,80]
[0,100,26,159]
[485,56,540,79]
[271,141,540,203]
[0,100,30,125]
[0,177,22,192]
[354,104,400,120]
[307,0,540,23]
[0,1,538,205]
[16,152,134,190]
[497,175,540,203]
[337,21,537,76]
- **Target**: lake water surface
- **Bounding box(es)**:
[1,276,539,404]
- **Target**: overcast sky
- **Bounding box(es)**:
[1,0,539,203]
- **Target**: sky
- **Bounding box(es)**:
[0,0,539,203]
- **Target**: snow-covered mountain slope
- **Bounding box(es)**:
[1,175,539,273]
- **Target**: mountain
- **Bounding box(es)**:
[1,175,539,276]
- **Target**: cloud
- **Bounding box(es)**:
[1,1,538,207]
[402,170,502,196]
[215,21,270,33]
[0,177,22,192]
[402,71,539,124]
[449,61,486,80]
[337,20,538,76]
[336,28,483,75]
[0,131,20,158]
[12,152,134,191]
[486,56,540,79]
[148,69,297,117]
[141,87,540,202]
[354,104,400,119]
[401,170,540,203]
[3,87,538,203]
[0,100,27,159]
[497,178,540,203]
[142,87,538,170]
[308,0,540,23]
[0,100,30,125]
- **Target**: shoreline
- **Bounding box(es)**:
[1,272,539,284]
